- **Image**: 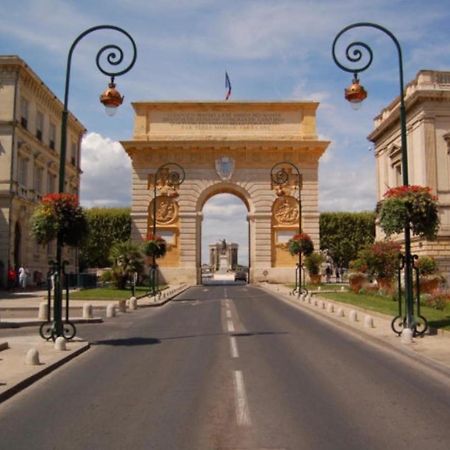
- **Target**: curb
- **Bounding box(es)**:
[0,342,90,404]
[0,318,103,329]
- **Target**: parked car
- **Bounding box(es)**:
[234,271,247,282]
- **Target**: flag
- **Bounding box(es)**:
[225,71,232,100]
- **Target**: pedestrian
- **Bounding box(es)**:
[7,266,16,290]
[335,266,341,283]
[325,264,332,283]
[18,265,28,289]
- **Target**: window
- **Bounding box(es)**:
[70,142,78,166]
[20,97,29,129]
[36,111,44,141]
[47,172,56,193]
[34,165,44,193]
[17,157,28,187]
[49,123,56,150]
[394,163,402,187]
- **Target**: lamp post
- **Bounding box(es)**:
[271,162,304,296]
[51,25,137,339]
[149,163,185,296]
[332,22,416,333]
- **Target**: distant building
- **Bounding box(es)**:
[369,70,450,281]
[209,239,238,272]
[0,56,85,287]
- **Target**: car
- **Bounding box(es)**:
[234,271,247,282]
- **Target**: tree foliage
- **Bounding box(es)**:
[319,211,376,267]
[109,241,144,289]
[79,208,131,269]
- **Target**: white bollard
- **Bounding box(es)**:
[38,302,48,320]
[300,293,306,302]
[307,293,312,303]
[341,286,345,291]
[129,297,137,310]
[327,303,335,313]
[314,298,319,306]
[54,336,67,351]
[106,304,116,318]
[118,299,127,313]
[317,286,321,291]
[337,308,345,317]
[349,310,358,322]
[25,348,40,365]
[321,301,326,310]
[82,303,93,319]
[401,328,414,344]
[364,315,375,329]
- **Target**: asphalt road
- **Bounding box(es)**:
[0,285,449,450]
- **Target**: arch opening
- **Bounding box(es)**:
[201,193,249,284]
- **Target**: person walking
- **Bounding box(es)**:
[18,265,28,289]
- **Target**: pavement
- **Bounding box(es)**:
[260,283,450,377]
[0,283,189,403]
[1,281,449,404]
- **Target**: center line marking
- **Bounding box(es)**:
[229,336,239,358]
[227,319,235,332]
[233,370,251,426]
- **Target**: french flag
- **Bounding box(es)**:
[225,71,232,100]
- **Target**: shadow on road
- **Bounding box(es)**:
[93,337,161,347]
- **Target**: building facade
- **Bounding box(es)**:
[0,56,85,287]
[209,240,238,272]
[369,70,450,281]
[122,101,329,285]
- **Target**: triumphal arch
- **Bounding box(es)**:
[121,101,329,284]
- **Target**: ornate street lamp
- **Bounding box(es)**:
[47,25,137,340]
[149,163,185,296]
[332,22,425,335]
[271,162,305,297]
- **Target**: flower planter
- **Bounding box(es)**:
[288,233,314,256]
[348,272,368,293]
[309,274,322,285]
[379,185,440,240]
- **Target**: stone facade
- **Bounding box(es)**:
[209,240,238,272]
[369,70,450,281]
[0,56,85,287]
[122,101,329,284]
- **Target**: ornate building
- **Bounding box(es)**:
[209,239,238,272]
[0,56,85,287]
[122,101,329,284]
[369,70,450,281]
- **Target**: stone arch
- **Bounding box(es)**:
[196,182,255,284]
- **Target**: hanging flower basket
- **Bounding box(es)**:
[30,193,88,246]
[379,185,440,240]
[142,233,167,259]
[287,233,314,256]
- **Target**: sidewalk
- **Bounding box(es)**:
[0,283,189,403]
[260,283,450,376]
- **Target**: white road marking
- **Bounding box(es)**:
[227,319,235,332]
[229,336,239,358]
[226,310,232,319]
[224,287,228,298]
[233,370,251,426]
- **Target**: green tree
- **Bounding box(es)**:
[319,211,376,267]
[79,208,131,269]
[109,241,144,289]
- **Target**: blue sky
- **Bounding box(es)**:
[1,0,449,264]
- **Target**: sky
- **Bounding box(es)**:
[1,0,449,264]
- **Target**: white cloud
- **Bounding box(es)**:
[79,132,131,208]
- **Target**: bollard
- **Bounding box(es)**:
[401,328,414,344]
[106,304,116,318]
[314,299,319,307]
[349,310,358,322]
[317,286,321,291]
[337,307,345,317]
[129,297,137,310]
[54,336,67,351]
[82,303,93,319]
[340,286,345,291]
[118,299,127,313]
[307,293,312,303]
[327,303,335,313]
[300,293,306,302]
[25,348,40,365]
[38,302,48,320]
[321,301,326,310]
[364,315,375,329]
